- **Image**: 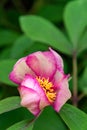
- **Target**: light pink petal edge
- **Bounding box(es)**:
[9,57,35,84]
[49,48,63,73]
[53,77,71,112]
[52,70,64,90]
[18,86,40,116]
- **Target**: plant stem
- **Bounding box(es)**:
[72,52,78,106]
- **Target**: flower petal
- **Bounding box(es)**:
[18,86,40,116]
[52,70,64,89]
[9,57,35,84]
[26,51,56,80]
[53,77,71,112]
[21,74,50,110]
[49,48,63,72]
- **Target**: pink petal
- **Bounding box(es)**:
[9,57,35,84]
[26,51,57,80]
[49,48,63,72]
[21,75,50,110]
[18,86,40,116]
[52,70,64,89]
[53,77,71,112]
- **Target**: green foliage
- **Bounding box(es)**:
[11,35,34,58]
[0,107,34,130]
[64,1,87,47]
[60,104,87,130]
[0,29,20,46]
[79,67,87,94]
[7,119,34,130]
[77,31,87,55]
[0,96,21,114]
[34,106,67,130]
[0,60,17,85]
[37,4,64,22]
[20,15,72,55]
[0,0,87,129]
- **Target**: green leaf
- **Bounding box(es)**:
[11,35,48,58]
[20,15,72,55]
[0,107,34,130]
[7,119,34,130]
[77,31,87,55]
[34,106,67,130]
[0,47,11,59]
[11,35,33,58]
[64,0,87,48]
[0,96,21,114]
[0,29,20,46]
[59,104,87,130]
[25,41,49,54]
[0,59,17,85]
[79,97,87,114]
[37,4,64,22]
[78,67,87,94]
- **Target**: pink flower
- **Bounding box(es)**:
[9,48,71,116]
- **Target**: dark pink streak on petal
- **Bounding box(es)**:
[26,51,57,80]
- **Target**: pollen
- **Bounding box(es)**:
[36,77,56,103]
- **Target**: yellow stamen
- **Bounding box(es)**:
[36,77,56,103]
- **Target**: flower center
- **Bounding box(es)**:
[36,77,56,103]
